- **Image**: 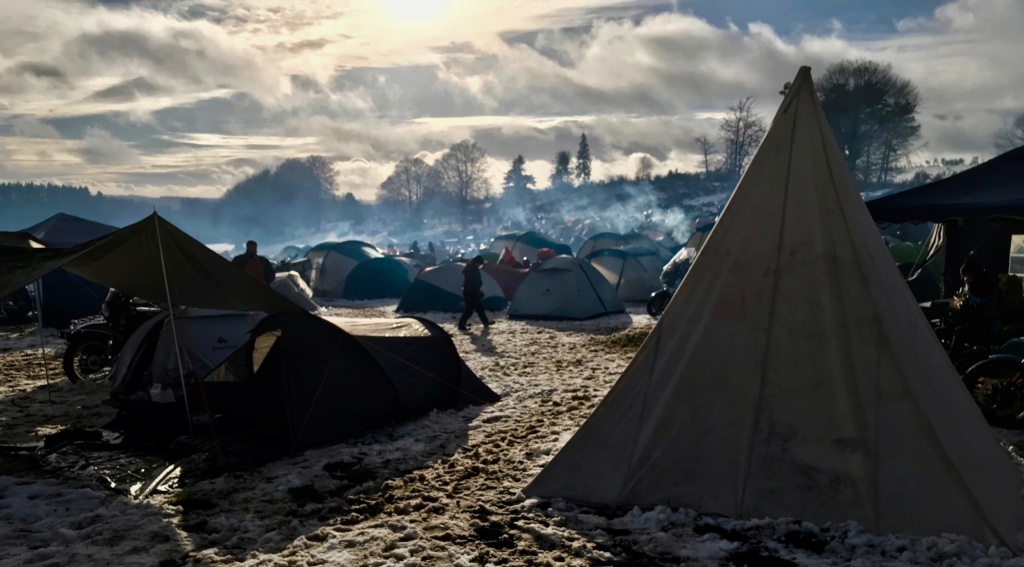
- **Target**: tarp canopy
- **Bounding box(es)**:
[0,213,302,314]
[0,231,45,248]
[524,67,1024,548]
[866,145,1024,224]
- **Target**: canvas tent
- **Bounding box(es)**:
[524,67,1024,548]
[507,256,624,320]
[867,145,1024,295]
[16,213,119,327]
[489,231,571,262]
[208,312,499,449]
[397,263,508,313]
[306,241,417,299]
[0,213,303,315]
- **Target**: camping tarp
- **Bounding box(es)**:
[0,214,302,314]
[524,67,1024,548]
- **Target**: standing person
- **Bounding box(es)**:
[232,240,275,285]
[458,255,491,331]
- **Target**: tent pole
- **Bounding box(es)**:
[154,214,194,435]
[32,280,52,404]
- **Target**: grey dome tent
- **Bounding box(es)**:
[110,309,266,406]
[397,262,507,313]
[584,247,665,302]
[524,67,1024,548]
[306,241,417,299]
[577,232,672,262]
[208,312,499,449]
[507,255,624,320]
[489,231,571,262]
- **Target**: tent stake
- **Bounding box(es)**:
[155,214,194,435]
[32,280,52,404]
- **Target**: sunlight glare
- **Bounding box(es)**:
[380,0,452,21]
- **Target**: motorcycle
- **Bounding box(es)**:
[961,338,1024,429]
[60,292,162,384]
[646,285,674,318]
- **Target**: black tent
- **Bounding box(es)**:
[208,313,498,449]
[866,146,1024,294]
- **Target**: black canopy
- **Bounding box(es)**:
[866,146,1024,223]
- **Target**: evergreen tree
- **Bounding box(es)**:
[503,155,536,197]
[574,134,592,184]
[550,151,572,188]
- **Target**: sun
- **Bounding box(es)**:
[379,0,452,21]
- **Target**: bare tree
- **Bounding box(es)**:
[377,156,430,213]
[435,140,491,227]
[817,59,921,185]
[995,112,1024,152]
[635,155,655,181]
[694,135,717,177]
[718,96,766,182]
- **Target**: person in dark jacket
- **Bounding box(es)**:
[231,240,275,285]
[458,255,491,331]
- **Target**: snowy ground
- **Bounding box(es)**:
[2,304,1024,566]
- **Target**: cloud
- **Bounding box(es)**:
[10,117,61,139]
[77,127,140,164]
[0,0,1021,200]
[86,77,165,102]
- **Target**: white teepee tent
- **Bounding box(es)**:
[524,67,1024,548]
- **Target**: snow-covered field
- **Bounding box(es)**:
[2,303,1024,566]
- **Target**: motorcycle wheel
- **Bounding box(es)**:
[647,289,672,318]
[62,334,115,384]
[962,358,1024,429]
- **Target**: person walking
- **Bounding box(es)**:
[231,240,275,284]
[458,255,491,331]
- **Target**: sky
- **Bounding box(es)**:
[0,0,1021,201]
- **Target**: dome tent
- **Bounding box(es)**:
[306,241,416,299]
[584,247,665,302]
[577,231,671,262]
[489,231,571,262]
[508,255,624,320]
[208,312,499,449]
[397,263,508,313]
